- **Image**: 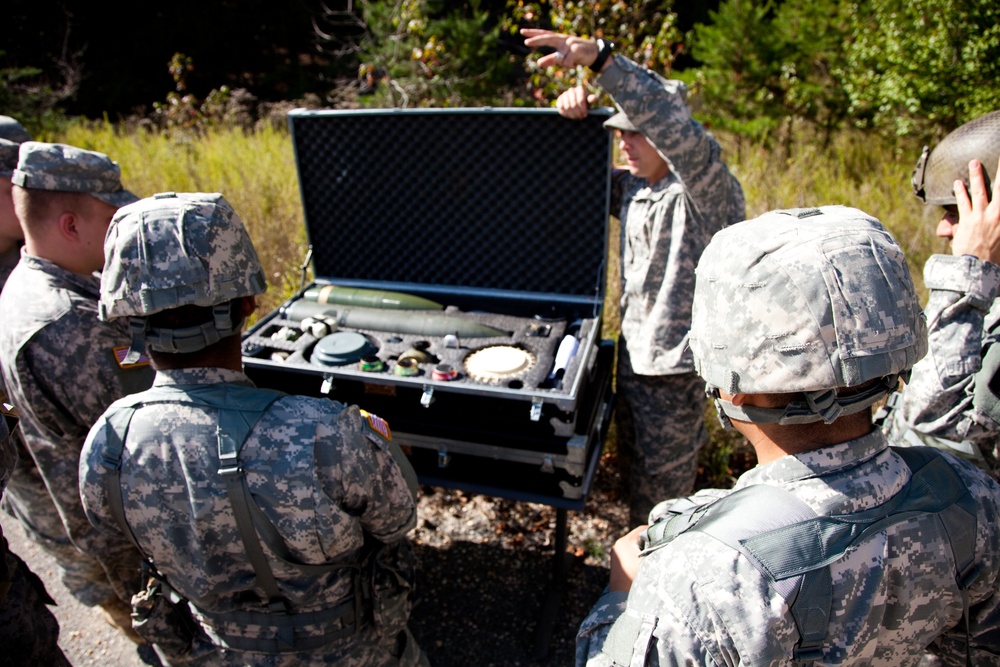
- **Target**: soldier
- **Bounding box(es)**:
[79,192,428,666]
[885,111,1000,476]
[576,206,1000,666]
[522,29,746,524]
[0,391,70,665]
[0,142,151,640]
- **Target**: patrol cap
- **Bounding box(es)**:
[11,142,138,208]
[690,206,927,425]
[0,139,20,179]
[0,116,31,144]
[912,110,1000,206]
[603,111,639,133]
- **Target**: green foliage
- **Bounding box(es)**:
[57,120,305,316]
[0,52,73,138]
[150,54,236,135]
[356,0,518,107]
[687,0,852,147]
[508,1,681,106]
[842,0,1000,138]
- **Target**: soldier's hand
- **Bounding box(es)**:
[952,157,1000,265]
[521,29,600,70]
[609,524,647,593]
[556,85,598,120]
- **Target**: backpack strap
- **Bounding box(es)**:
[97,383,375,651]
[609,446,979,666]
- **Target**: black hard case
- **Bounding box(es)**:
[241,108,615,508]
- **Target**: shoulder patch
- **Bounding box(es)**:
[359,409,392,442]
[112,346,150,369]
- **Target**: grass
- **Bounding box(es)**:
[52,118,943,489]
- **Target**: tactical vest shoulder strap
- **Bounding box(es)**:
[99,383,373,651]
[608,446,979,667]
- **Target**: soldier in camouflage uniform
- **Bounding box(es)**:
[522,29,746,524]
[0,119,72,667]
[0,390,70,666]
[886,111,1000,476]
[0,142,151,640]
[80,192,428,666]
[575,206,1000,666]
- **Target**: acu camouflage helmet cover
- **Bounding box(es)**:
[100,192,267,356]
[689,206,927,424]
[912,111,1000,206]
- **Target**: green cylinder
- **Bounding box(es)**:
[303,285,443,311]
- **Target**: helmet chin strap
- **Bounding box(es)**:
[125,303,245,359]
[710,374,902,428]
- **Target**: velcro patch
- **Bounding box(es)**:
[360,409,391,441]
[112,346,150,368]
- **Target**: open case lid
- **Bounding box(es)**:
[288,107,613,311]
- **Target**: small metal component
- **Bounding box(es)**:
[530,398,543,422]
[394,358,420,377]
[431,364,458,381]
[420,386,435,408]
[359,355,385,372]
[437,449,451,468]
[320,374,335,395]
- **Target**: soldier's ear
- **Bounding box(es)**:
[56,211,79,242]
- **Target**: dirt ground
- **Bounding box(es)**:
[1,450,632,667]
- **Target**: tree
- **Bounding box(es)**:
[507,0,682,107]
[347,0,519,107]
[841,0,1000,138]
[687,0,852,147]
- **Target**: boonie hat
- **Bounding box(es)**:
[0,139,20,179]
[0,116,31,144]
[11,142,138,208]
[603,111,639,133]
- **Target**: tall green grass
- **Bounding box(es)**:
[53,119,946,488]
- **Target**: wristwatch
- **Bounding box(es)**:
[590,38,615,73]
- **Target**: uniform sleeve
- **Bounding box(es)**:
[597,56,745,229]
[75,415,145,602]
[324,406,417,544]
[892,254,1000,458]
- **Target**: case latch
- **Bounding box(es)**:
[530,397,543,422]
[320,374,335,395]
[437,449,451,468]
[420,386,435,408]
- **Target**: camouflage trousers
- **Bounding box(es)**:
[615,340,708,526]
[0,531,71,667]
[3,440,115,606]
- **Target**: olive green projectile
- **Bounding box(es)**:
[304,285,443,310]
[283,301,510,338]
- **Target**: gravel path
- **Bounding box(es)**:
[1,452,631,666]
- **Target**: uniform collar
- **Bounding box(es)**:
[734,430,889,489]
[19,249,101,297]
[153,366,255,388]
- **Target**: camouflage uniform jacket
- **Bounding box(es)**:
[597,56,746,231]
[614,171,708,375]
[0,251,151,603]
[576,431,1000,666]
[888,254,1000,466]
[80,366,420,664]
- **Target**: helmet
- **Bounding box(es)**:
[689,205,927,425]
[100,192,267,358]
[912,110,1000,205]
